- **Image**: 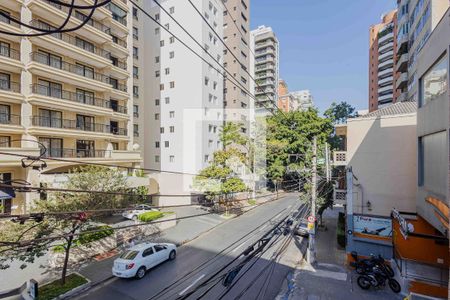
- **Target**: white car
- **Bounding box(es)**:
[122,204,158,221]
[112,243,177,279]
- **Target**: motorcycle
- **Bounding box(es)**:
[350,251,395,277]
[357,266,401,293]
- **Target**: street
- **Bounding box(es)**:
[75,193,306,300]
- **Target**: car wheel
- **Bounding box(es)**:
[169,250,176,260]
[135,266,146,279]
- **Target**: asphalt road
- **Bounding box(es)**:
[75,193,308,300]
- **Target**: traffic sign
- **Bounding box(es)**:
[307,215,316,223]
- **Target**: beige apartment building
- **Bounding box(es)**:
[223,0,251,134]
[0,0,142,214]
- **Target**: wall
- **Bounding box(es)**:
[346,114,417,216]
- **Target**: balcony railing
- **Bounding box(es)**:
[111,103,128,114]
[111,127,127,136]
[30,52,110,84]
[0,113,21,125]
[111,81,127,92]
[31,84,109,108]
[43,0,111,34]
[111,35,127,48]
[0,79,20,93]
[112,60,127,70]
[30,20,111,59]
[42,148,111,158]
[0,14,20,28]
[32,116,110,133]
[0,45,20,60]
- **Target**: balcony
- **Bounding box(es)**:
[106,35,128,59]
[110,59,128,79]
[0,113,23,134]
[110,102,128,115]
[378,93,393,103]
[378,50,393,62]
[0,79,23,104]
[378,84,393,94]
[396,73,408,90]
[378,67,393,78]
[397,34,408,54]
[397,92,407,102]
[42,148,111,158]
[378,42,393,53]
[29,20,111,67]
[30,0,111,44]
[333,151,347,166]
[378,58,394,69]
[0,12,23,39]
[110,80,128,99]
[0,46,23,72]
[396,53,409,73]
[29,52,111,91]
[29,84,112,115]
[378,31,394,45]
[378,76,393,86]
[32,116,110,133]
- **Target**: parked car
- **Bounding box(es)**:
[294,221,309,237]
[112,243,177,279]
[122,204,158,220]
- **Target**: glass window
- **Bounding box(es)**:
[120,250,138,260]
[420,55,448,106]
[142,248,154,257]
[0,136,10,147]
[154,245,166,252]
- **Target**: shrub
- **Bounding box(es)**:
[248,199,257,206]
[138,211,164,222]
[39,273,88,300]
[52,225,113,253]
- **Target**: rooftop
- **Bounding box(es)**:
[358,101,417,119]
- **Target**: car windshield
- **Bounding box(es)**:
[299,223,308,228]
[120,250,139,260]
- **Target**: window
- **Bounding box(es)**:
[36,50,60,69]
[169,36,175,44]
[37,79,62,98]
[170,81,175,88]
[205,77,209,86]
[160,40,164,47]
[419,132,447,196]
[169,51,175,59]
[169,111,175,118]
[155,99,160,106]
[165,68,170,75]
[0,136,10,147]
[133,105,139,118]
[133,124,139,137]
[160,127,164,133]
[155,28,160,35]
[155,56,160,63]
[155,155,160,162]
[142,247,154,257]
[133,47,138,59]
[165,97,170,104]
[204,155,209,162]
[133,66,139,79]
[155,141,160,148]
[76,88,94,105]
[165,141,169,147]
[169,6,175,14]
[75,37,94,53]
[165,23,169,30]
[75,63,94,79]
[213,81,217,90]
[38,108,62,128]
[133,27,138,40]
[155,70,160,77]
[170,126,174,133]
[155,13,160,21]
[169,155,175,162]
[133,85,139,97]
[155,113,160,120]
[160,84,164,90]
[38,137,63,157]
[208,140,213,147]
[420,55,448,107]
[132,7,138,20]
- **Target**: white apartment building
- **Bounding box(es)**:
[251,25,279,116]
[395,0,449,102]
[291,90,314,111]
[140,0,224,204]
[0,0,143,214]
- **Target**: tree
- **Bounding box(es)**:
[324,101,356,124]
[0,165,131,285]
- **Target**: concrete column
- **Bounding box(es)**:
[346,167,354,255]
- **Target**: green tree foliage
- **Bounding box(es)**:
[0,166,131,285]
[324,101,356,150]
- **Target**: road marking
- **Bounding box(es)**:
[232,240,248,253]
[179,274,206,296]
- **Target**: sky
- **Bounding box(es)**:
[250,0,397,113]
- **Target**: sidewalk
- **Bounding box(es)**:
[277,206,403,300]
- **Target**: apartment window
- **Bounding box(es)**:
[160,84,164,90]
[205,77,209,86]
[155,70,160,77]
[155,99,160,106]
[0,136,10,147]
[169,36,175,44]
[169,111,175,118]
[208,94,213,103]
[133,27,138,40]
[165,97,170,104]
[155,28,160,35]
[75,37,94,53]
[155,141,160,148]
[160,127,164,133]
[170,126,174,133]
[133,85,139,97]
[204,155,209,162]
[155,155,160,162]
[165,23,169,30]
[169,7,175,14]
[169,51,175,59]
[76,88,94,105]
[420,55,448,107]
[133,66,139,79]
[132,7,138,20]
[155,56,160,63]
[155,113,160,120]
[419,132,447,194]
[37,79,62,98]
[155,13,160,21]
[133,124,139,137]
[213,81,217,90]
[165,141,169,148]
[160,40,164,47]
[38,108,62,128]
[75,63,94,79]
[169,155,175,162]
[0,10,11,24]
[133,105,139,118]
[39,137,63,157]
[165,68,170,75]
[170,81,175,88]
[133,47,138,59]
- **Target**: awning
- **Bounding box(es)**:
[0,188,15,200]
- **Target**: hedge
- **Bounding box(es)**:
[138,211,164,222]
[39,273,88,300]
[52,225,113,253]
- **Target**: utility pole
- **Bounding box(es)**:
[325,143,330,183]
[307,136,317,264]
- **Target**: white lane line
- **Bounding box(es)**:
[258,224,268,232]
[178,274,206,296]
[232,240,248,253]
